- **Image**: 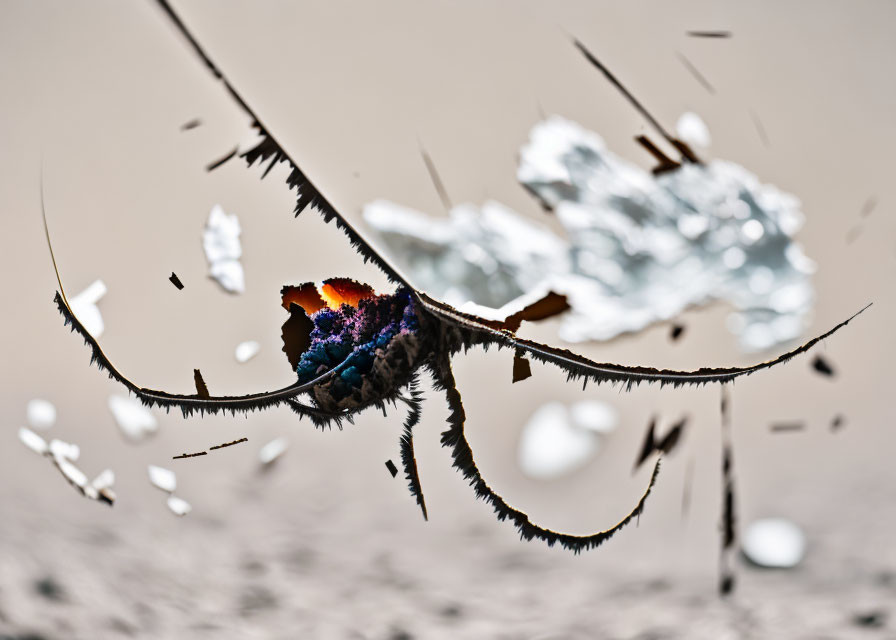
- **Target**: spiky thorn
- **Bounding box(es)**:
[398,372,427,520]
[427,355,661,554]
[152,0,410,287]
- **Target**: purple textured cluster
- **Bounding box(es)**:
[296,288,419,401]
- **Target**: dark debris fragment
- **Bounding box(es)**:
[168,272,184,290]
[209,437,247,451]
[205,147,238,172]
[385,459,399,478]
[811,354,836,377]
[193,369,210,398]
[852,609,888,628]
[669,323,686,342]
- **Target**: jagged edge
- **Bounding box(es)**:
[152,0,409,288]
[419,292,871,390]
[55,292,319,418]
[426,355,661,554]
[398,372,427,520]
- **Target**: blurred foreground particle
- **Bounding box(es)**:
[742,518,806,568]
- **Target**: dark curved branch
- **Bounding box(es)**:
[428,355,661,553]
[420,292,870,389]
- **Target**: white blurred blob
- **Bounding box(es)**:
[235,340,261,363]
[26,399,56,430]
[518,401,618,479]
[19,427,48,455]
[675,112,712,149]
[108,394,158,442]
[148,465,177,493]
[365,115,815,352]
[203,204,244,294]
[742,518,806,568]
[91,469,115,491]
[69,279,107,338]
[56,458,88,490]
[364,200,569,310]
[166,495,192,517]
[49,439,79,462]
[258,437,288,466]
[23,432,113,504]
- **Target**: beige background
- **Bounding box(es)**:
[1,1,894,638]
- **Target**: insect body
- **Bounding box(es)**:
[45,0,869,553]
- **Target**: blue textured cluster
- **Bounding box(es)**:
[296,288,419,400]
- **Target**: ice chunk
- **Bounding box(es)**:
[203,204,244,294]
[148,465,176,493]
[166,495,192,516]
[26,399,56,430]
[742,518,806,568]
[235,340,260,363]
[69,279,107,338]
[518,401,617,479]
[258,437,288,466]
[675,112,711,149]
[91,469,115,491]
[19,427,48,455]
[48,439,79,462]
[108,394,158,441]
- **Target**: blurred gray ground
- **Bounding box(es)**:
[1,1,894,638]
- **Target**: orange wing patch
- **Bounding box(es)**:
[320,278,375,309]
[281,283,327,314]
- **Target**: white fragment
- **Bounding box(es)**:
[569,401,618,434]
[675,112,712,149]
[235,340,260,363]
[148,465,177,493]
[518,402,616,479]
[108,394,158,442]
[56,458,89,490]
[742,518,807,568]
[167,495,192,516]
[26,399,56,430]
[69,279,107,338]
[202,204,244,294]
[258,437,288,466]
[91,469,115,491]
[19,427,48,455]
[48,439,80,462]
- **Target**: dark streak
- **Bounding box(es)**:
[831,414,845,431]
[687,31,732,39]
[860,197,878,218]
[169,272,184,290]
[209,437,248,451]
[173,451,208,459]
[677,52,715,95]
[180,118,201,131]
[749,109,770,148]
[573,38,700,164]
[770,421,805,433]
[420,148,452,212]
[719,384,737,596]
[205,147,238,172]
[636,135,681,174]
[385,459,399,478]
[681,456,695,519]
